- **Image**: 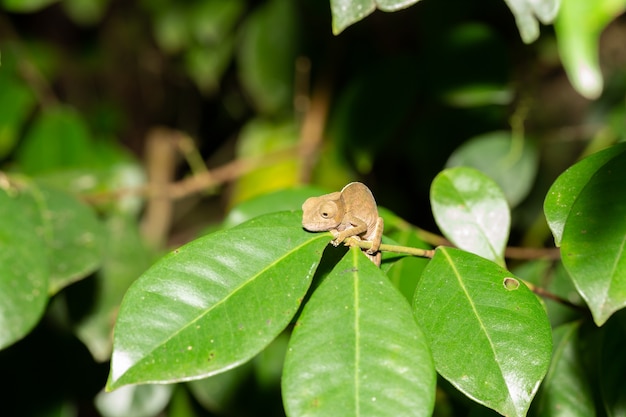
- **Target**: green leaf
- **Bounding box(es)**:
[559,148,626,325]
[283,247,436,417]
[16,182,105,294]
[107,211,328,390]
[330,0,421,35]
[430,167,510,266]
[17,106,97,175]
[238,0,298,114]
[503,0,560,43]
[446,131,539,207]
[544,143,626,247]
[554,0,626,99]
[0,188,49,350]
[532,322,595,417]
[413,247,552,417]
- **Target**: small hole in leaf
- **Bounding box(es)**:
[503,277,520,291]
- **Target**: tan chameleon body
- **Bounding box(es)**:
[301,182,384,266]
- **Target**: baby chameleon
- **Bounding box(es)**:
[301,182,384,266]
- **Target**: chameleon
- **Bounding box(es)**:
[301,182,384,266]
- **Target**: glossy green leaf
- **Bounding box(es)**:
[238,0,298,114]
[283,247,436,417]
[330,0,421,35]
[554,0,626,99]
[413,247,552,417]
[559,149,626,325]
[544,143,626,247]
[95,384,173,417]
[502,0,560,43]
[75,214,153,362]
[431,167,510,266]
[600,313,626,417]
[0,188,49,350]
[107,211,328,390]
[446,131,538,207]
[532,321,595,417]
[17,106,97,175]
[16,182,105,294]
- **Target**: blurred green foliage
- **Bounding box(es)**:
[0,0,625,416]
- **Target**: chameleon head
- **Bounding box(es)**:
[301,194,344,231]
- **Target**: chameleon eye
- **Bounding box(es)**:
[320,202,337,219]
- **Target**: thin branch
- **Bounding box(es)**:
[343,237,436,259]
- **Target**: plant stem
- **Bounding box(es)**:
[343,237,436,258]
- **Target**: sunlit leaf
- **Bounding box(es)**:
[413,247,552,417]
[554,0,626,99]
[0,188,49,350]
[107,211,328,390]
[330,0,421,35]
[283,247,436,417]
[532,322,595,417]
[502,0,560,43]
[544,142,626,247]
[430,167,510,265]
[446,131,538,207]
[559,148,626,325]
